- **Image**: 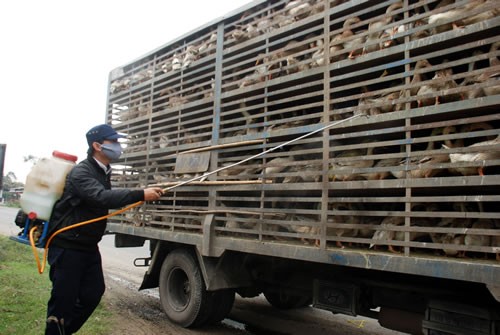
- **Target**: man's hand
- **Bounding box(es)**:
[144,187,164,201]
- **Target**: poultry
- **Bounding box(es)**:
[130,69,153,85]
[285,55,310,75]
[254,53,272,81]
[329,30,348,63]
[357,87,403,116]
[370,215,404,253]
[427,0,486,35]
[269,39,310,77]
[182,47,199,69]
[362,2,403,55]
[272,12,296,28]
[285,213,320,245]
[406,59,433,104]
[220,203,257,232]
[361,156,401,180]
[282,163,322,183]
[197,32,217,57]
[461,50,487,99]
[371,203,439,253]
[460,0,500,27]
[331,17,365,60]
[262,156,295,181]
[217,161,261,180]
[389,19,429,48]
[417,63,462,107]
[430,217,470,257]
[464,219,494,259]
[171,54,182,71]
[330,145,375,181]
[476,41,500,97]
[310,38,326,68]
[285,0,313,20]
[444,122,492,175]
[239,53,270,88]
[446,135,500,176]
[327,203,361,249]
[392,127,450,179]
[231,21,259,43]
[160,88,189,108]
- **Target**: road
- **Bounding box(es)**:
[0,205,406,335]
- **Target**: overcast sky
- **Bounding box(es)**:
[0,0,252,183]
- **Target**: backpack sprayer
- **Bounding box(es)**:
[10,114,365,274]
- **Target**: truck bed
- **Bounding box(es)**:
[105,0,500,291]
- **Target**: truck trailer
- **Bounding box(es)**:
[105,0,500,333]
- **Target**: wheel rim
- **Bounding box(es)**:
[167,266,191,312]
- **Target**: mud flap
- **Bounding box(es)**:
[313,280,359,316]
[139,240,169,290]
[423,300,500,335]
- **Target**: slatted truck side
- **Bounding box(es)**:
[105,1,500,333]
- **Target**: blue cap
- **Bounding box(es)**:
[86,124,125,147]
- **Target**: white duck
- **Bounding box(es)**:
[427,0,485,34]
[446,135,500,176]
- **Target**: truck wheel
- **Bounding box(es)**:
[207,289,235,324]
[159,249,212,328]
[264,290,311,310]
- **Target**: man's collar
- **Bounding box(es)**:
[93,157,111,175]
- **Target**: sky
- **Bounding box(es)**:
[0,0,252,183]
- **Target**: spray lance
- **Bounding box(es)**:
[27,114,366,274]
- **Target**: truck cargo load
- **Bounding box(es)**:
[105,0,500,333]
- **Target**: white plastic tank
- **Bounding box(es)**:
[20,151,78,221]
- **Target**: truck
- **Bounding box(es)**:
[104,0,500,334]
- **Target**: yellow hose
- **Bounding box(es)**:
[29,200,144,274]
[27,115,364,274]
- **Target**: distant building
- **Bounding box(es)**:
[9,187,24,199]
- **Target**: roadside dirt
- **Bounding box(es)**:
[103,274,170,335]
[102,271,246,335]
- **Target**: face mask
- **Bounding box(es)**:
[100,142,122,161]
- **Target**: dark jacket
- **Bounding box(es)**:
[49,156,144,251]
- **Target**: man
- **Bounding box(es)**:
[45,124,163,335]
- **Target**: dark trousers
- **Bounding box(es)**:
[45,247,105,335]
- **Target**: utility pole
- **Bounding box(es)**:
[0,144,6,203]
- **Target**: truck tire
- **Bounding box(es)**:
[206,289,235,324]
[159,249,212,328]
[264,290,311,310]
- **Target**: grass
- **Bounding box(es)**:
[0,235,112,335]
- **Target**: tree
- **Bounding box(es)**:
[2,171,24,204]
[23,155,38,164]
